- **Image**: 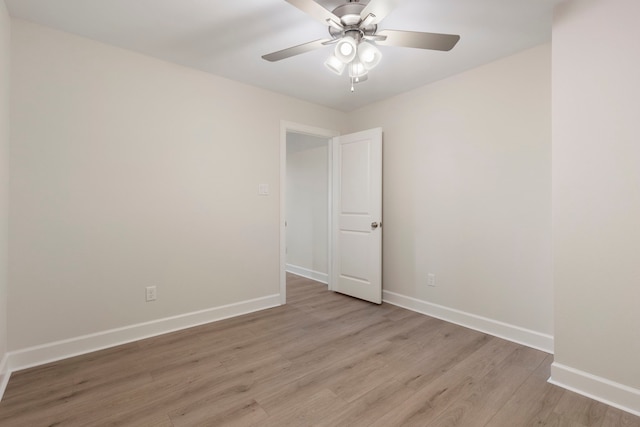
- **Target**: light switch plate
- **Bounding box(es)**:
[258,183,269,195]
[428,273,436,287]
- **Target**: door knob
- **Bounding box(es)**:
[371,222,379,229]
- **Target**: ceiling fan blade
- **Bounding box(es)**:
[376,30,460,51]
[285,0,342,27]
[363,34,388,42]
[262,39,330,62]
[360,0,401,25]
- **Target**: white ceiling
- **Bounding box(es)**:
[5,0,561,112]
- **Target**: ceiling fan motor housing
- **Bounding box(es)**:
[329,2,377,39]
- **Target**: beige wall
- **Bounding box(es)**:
[8,19,344,351]
[552,0,640,395]
[286,134,328,278]
[8,23,554,353]
[347,44,553,338]
[4,4,640,412]
[0,0,10,377]
[7,20,554,357]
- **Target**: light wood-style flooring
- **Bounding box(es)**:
[1,273,638,426]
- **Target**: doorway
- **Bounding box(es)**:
[279,122,338,303]
[286,133,329,282]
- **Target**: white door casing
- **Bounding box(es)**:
[331,128,382,304]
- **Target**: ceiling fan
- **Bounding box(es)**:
[262,0,460,91]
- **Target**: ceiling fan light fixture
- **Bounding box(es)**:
[262,0,462,93]
[349,60,368,79]
[324,55,346,75]
[354,73,368,83]
[357,41,382,70]
[334,36,357,63]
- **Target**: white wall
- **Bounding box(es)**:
[0,0,10,388]
[347,44,553,350]
[8,19,344,353]
[286,133,328,281]
[551,0,640,412]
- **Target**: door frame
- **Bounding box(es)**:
[280,121,339,304]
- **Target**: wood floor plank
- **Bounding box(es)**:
[170,398,269,427]
[0,273,638,426]
[544,412,593,427]
[426,363,533,426]
[603,408,640,427]
[369,337,514,426]
[552,391,610,426]
[260,389,348,427]
[254,339,391,413]
[392,326,492,390]
[484,373,566,426]
[318,379,416,427]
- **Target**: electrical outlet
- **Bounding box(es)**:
[145,286,157,302]
[427,273,436,287]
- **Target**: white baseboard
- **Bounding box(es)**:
[0,353,9,401]
[382,290,554,354]
[286,264,328,284]
[549,363,640,417]
[1,293,280,401]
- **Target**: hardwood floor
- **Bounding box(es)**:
[1,273,638,426]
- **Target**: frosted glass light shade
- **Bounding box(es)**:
[335,37,357,63]
[353,74,368,83]
[349,60,368,79]
[324,55,346,75]
[357,42,382,70]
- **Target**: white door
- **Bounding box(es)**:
[331,128,382,304]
